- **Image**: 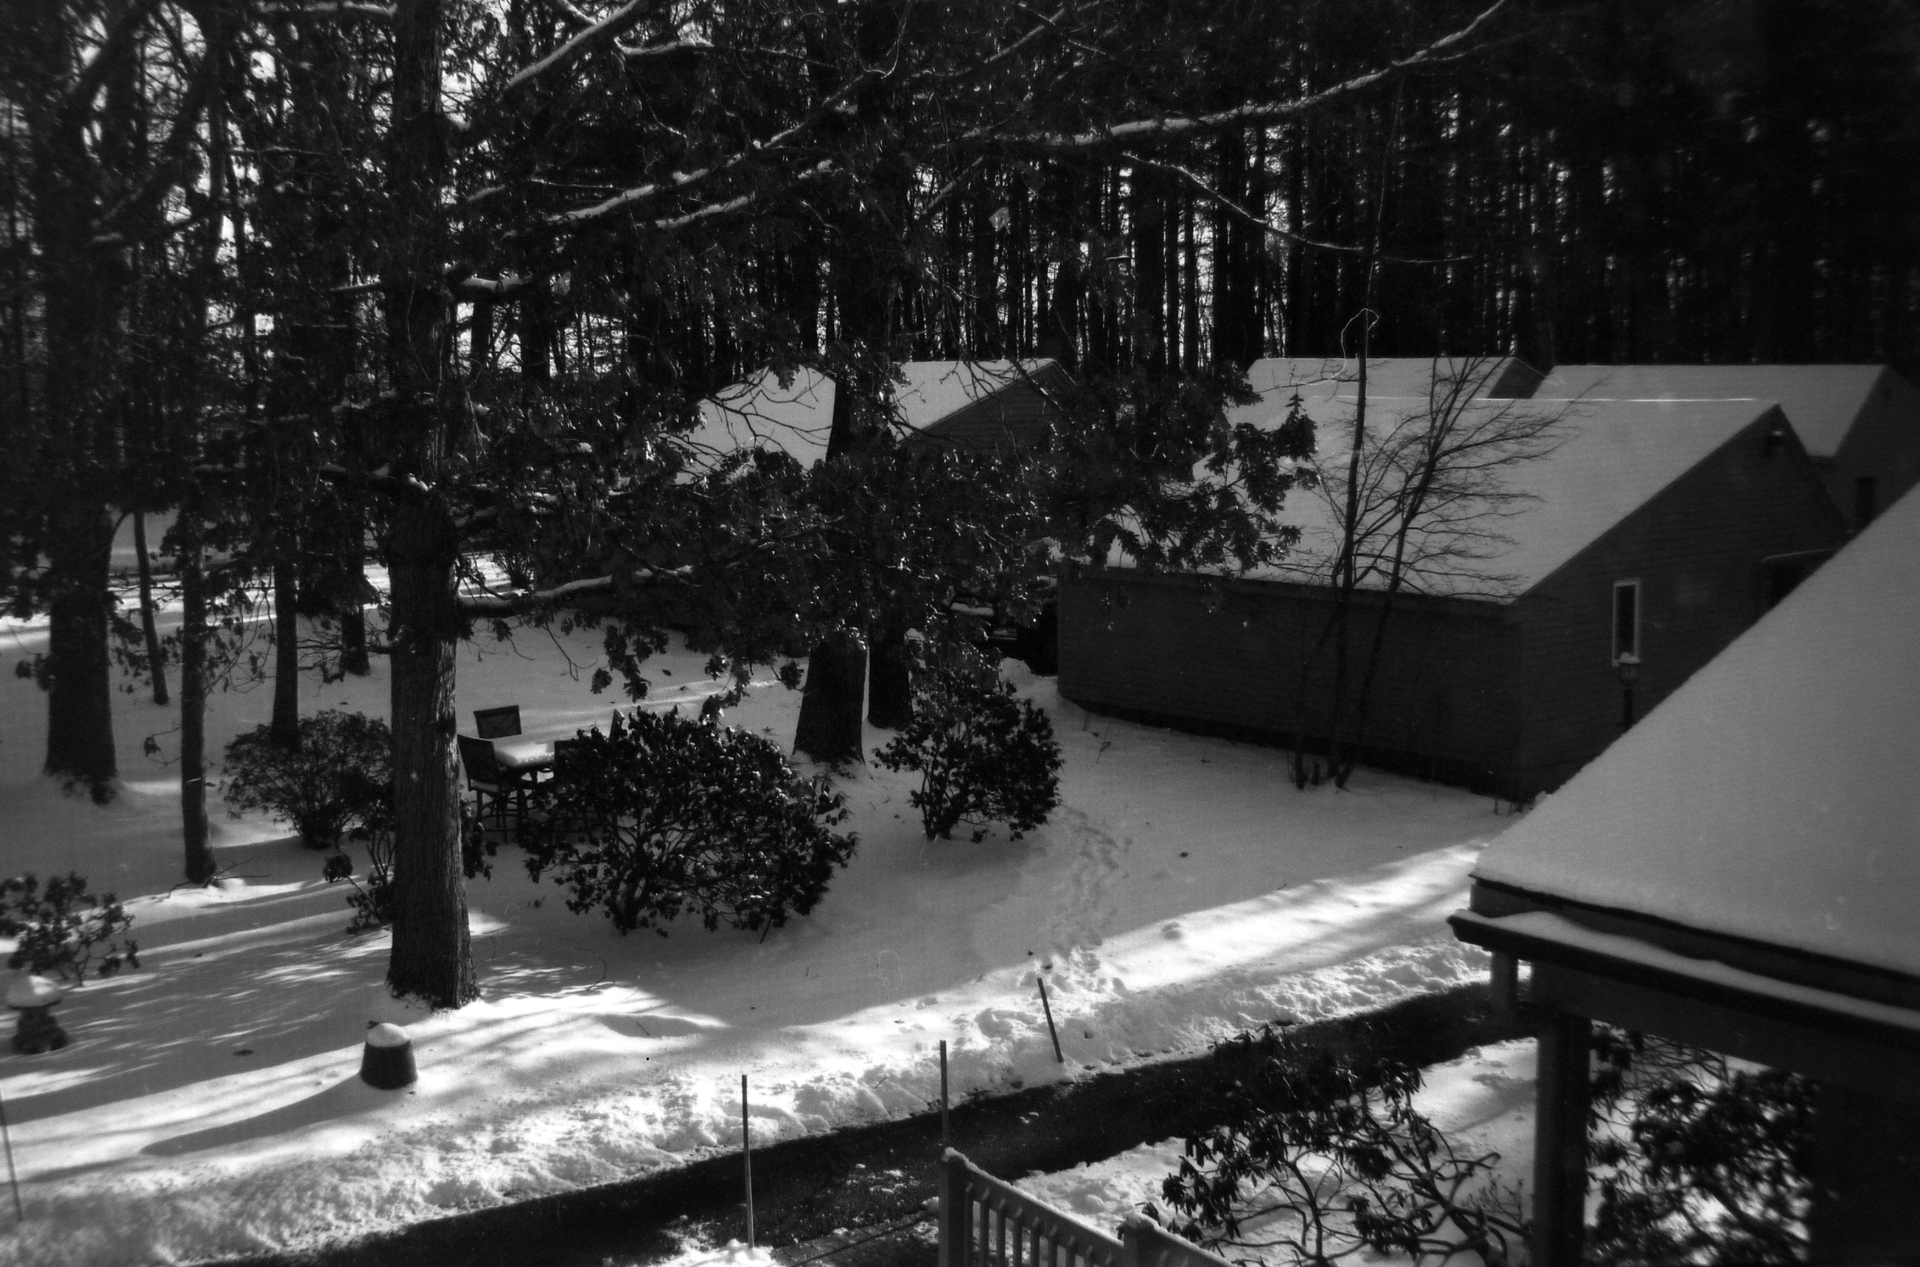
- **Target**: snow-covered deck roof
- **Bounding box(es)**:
[1473,485,1920,979]
[1205,395,1781,599]
[1532,363,1890,460]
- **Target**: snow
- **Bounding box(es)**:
[1135,394,1778,599]
[1474,485,1920,977]
[680,360,1058,475]
[892,360,1054,431]
[1531,363,1892,459]
[0,592,1505,1267]
[1237,357,1532,414]
[684,367,837,474]
[1013,1039,1538,1263]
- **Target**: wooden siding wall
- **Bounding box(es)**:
[1510,415,1850,795]
[1058,572,1520,790]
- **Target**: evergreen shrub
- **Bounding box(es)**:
[222,709,392,848]
[0,872,139,982]
[517,709,856,935]
[873,644,1062,841]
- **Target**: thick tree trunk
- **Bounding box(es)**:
[339,560,371,677]
[43,504,119,798]
[793,631,868,763]
[384,501,473,1006]
[133,509,169,705]
[271,552,300,747]
[867,628,913,730]
[177,508,215,884]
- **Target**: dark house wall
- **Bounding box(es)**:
[1058,572,1520,789]
[1510,410,1849,795]
[1061,409,1848,800]
[1828,368,1920,530]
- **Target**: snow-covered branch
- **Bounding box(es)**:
[502,0,658,94]
[456,567,691,614]
[258,3,396,19]
[547,68,873,226]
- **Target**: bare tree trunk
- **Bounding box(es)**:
[133,510,169,705]
[385,500,474,1005]
[1323,341,1368,782]
[177,506,215,884]
[793,630,868,763]
[867,626,913,730]
[380,0,473,1008]
[42,508,120,798]
[271,551,300,746]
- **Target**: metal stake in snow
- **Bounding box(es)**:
[741,1074,755,1249]
[0,1084,22,1223]
[939,1040,950,1144]
[1036,973,1064,1063]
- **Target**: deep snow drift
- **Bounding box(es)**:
[0,596,1507,1267]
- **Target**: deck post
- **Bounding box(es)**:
[940,1148,971,1267]
[1530,1008,1590,1267]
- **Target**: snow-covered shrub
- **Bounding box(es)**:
[1158,1024,1524,1266]
[0,872,139,982]
[222,709,392,849]
[873,644,1062,841]
[1586,1027,1811,1264]
[517,709,857,935]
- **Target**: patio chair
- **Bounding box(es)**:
[457,734,536,832]
[473,705,522,739]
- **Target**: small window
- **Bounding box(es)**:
[1855,476,1879,528]
[1612,580,1640,664]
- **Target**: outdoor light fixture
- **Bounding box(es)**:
[1616,652,1641,729]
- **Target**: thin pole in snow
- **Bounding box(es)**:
[1037,973,1064,1064]
[939,1040,950,1145]
[741,1073,755,1250]
[0,1085,22,1223]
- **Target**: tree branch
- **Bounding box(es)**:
[985,0,1508,153]
[501,0,657,94]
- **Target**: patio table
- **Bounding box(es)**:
[491,738,555,774]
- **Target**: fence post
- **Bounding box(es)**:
[939,1148,971,1267]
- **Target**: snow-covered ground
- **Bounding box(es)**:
[0,583,1512,1267]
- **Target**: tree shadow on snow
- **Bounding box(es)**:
[140,1074,395,1157]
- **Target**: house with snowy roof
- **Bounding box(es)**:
[1533,363,1920,531]
[679,359,1070,474]
[1058,386,1849,800]
[1450,484,1920,1266]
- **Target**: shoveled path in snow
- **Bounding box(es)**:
[207,985,1524,1267]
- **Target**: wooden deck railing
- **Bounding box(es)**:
[938,1149,1234,1267]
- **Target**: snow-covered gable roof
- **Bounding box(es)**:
[894,359,1058,430]
[1533,363,1890,460]
[1234,357,1541,426]
[1212,395,1781,598]
[682,360,1058,472]
[682,365,836,473]
[1474,484,1920,979]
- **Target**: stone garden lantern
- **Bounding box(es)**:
[7,975,68,1054]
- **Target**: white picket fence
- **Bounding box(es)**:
[937,1148,1234,1267]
